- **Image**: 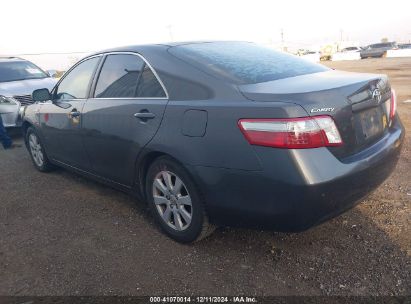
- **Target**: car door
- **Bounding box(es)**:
[81,53,168,186]
[371,45,383,57]
[38,56,101,170]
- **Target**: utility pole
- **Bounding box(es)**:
[340,29,343,42]
[281,28,284,51]
[166,24,174,42]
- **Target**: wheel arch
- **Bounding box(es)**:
[21,121,34,147]
[134,150,202,203]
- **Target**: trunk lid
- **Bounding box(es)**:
[238,70,392,159]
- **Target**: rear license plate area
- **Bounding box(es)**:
[355,107,384,144]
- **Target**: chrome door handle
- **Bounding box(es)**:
[134,112,155,119]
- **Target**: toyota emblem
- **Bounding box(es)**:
[372,89,382,103]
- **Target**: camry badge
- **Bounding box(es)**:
[310,107,335,113]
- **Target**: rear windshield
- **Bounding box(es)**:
[169,42,328,85]
[0,60,48,82]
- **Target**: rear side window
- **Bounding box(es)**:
[169,42,328,85]
[95,54,144,98]
[55,56,100,100]
[136,65,166,97]
[94,54,166,98]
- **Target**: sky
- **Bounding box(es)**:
[1,0,411,68]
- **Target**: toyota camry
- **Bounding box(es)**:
[23,41,404,243]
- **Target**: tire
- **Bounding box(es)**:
[145,156,215,243]
[26,127,54,172]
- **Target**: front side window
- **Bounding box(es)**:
[94,54,166,98]
[55,57,100,100]
[0,60,48,82]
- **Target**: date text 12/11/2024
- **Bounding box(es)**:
[149,296,257,303]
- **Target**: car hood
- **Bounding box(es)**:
[0,78,57,97]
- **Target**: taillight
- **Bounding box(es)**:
[390,88,397,120]
[238,116,343,149]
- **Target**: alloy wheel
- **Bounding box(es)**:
[29,133,44,167]
[152,170,192,231]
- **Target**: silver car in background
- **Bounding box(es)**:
[0,57,57,127]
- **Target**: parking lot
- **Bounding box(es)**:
[0,57,410,296]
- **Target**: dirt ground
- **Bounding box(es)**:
[0,58,410,296]
[324,58,411,256]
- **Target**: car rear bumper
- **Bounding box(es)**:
[187,117,404,231]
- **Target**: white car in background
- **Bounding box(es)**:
[332,47,361,61]
[0,57,57,127]
[299,50,321,63]
[387,44,411,58]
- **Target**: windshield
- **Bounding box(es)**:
[169,42,328,85]
[0,61,48,82]
[343,47,358,51]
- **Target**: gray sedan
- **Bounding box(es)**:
[360,42,398,59]
[23,42,404,243]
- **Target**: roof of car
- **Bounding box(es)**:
[369,42,396,46]
[0,56,25,62]
[89,41,249,56]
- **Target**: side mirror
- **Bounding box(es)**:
[32,88,51,102]
[47,70,58,78]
